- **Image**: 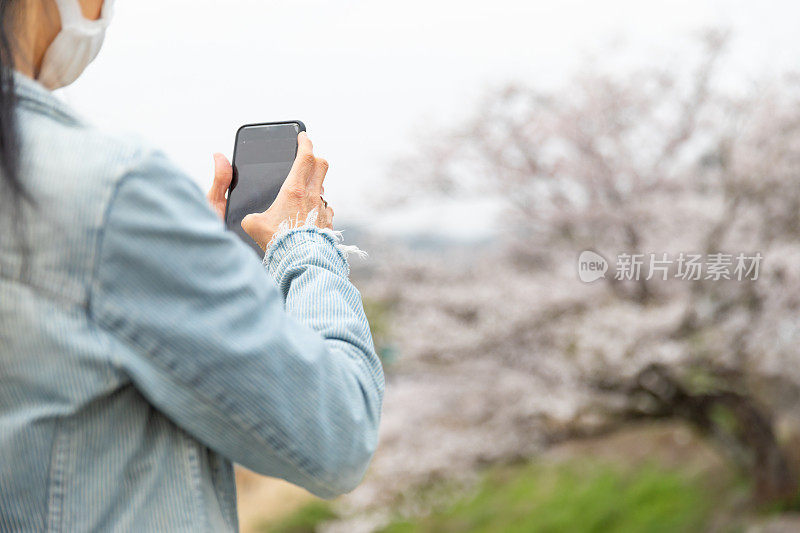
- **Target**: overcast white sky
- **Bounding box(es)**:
[58,0,800,237]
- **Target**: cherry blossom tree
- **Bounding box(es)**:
[348,31,800,516]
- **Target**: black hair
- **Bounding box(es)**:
[0,0,20,197]
[1,0,33,280]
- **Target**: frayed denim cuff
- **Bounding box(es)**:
[262,209,366,284]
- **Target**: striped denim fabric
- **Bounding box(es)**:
[0,73,384,532]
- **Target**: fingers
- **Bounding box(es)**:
[309,157,329,194]
[283,132,316,192]
[281,132,331,201]
[297,130,312,155]
[293,131,328,195]
[208,153,233,204]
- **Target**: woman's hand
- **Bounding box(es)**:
[206,133,334,252]
[241,132,333,252]
[207,153,233,220]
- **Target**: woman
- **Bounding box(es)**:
[0,0,384,531]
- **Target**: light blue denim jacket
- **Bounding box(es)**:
[0,74,384,532]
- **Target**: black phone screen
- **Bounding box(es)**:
[225,122,302,256]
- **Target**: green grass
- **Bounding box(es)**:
[361,297,398,365]
[257,453,735,533]
[379,461,719,533]
[258,501,338,533]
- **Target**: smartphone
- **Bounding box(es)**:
[225,121,306,256]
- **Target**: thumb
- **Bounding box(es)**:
[209,153,233,203]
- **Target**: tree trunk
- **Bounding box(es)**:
[603,364,797,506]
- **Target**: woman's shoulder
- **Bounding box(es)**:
[13,75,174,197]
[16,94,202,237]
[19,99,195,205]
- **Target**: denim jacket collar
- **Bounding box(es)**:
[13,71,81,124]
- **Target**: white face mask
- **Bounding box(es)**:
[37,0,116,90]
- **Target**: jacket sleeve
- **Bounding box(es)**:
[88,150,384,499]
